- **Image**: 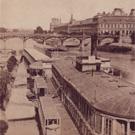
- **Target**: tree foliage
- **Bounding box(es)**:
[0,27,7,33]
[7,55,17,72]
[34,26,44,34]
[0,70,12,110]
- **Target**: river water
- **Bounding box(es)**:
[0,38,35,51]
[98,51,135,85]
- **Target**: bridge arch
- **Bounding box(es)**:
[98,35,119,46]
[44,37,61,46]
[62,37,81,47]
[99,37,114,46]
[82,37,91,45]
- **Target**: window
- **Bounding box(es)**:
[95,114,102,134]
[90,110,95,129]
[130,122,135,131]
[48,119,57,125]
[116,120,127,134]
[105,118,112,135]
[40,88,45,96]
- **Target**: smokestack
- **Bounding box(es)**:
[91,33,98,57]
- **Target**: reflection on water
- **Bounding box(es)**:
[122,71,135,85]
[0,38,35,51]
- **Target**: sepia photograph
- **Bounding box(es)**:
[0,0,135,135]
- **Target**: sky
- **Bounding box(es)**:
[0,0,135,30]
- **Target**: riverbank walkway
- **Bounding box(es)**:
[6,62,35,120]
[5,62,39,135]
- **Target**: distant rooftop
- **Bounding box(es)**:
[53,8,135,29]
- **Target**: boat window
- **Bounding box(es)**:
[46,120,47,126]
[48,119,57,125]
[32,70,37,76]
[95,114,102,134]
[40,88,45,96]
[38,70,43,76]
[105,118,112,135]
[130,122,135,131]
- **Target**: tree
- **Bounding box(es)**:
[0,70,12,110]
[0,27,7,33]
[7,55,17,72]
[34,26,44,34]
[12,29,19,32]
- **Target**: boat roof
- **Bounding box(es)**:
[30,61,43,70]
[29,61,52,70]
[24,48,52,62]
[54,58,135,119]
[39,96,60,119]
[34,76,47,88]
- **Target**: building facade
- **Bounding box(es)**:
[53,8,135,36]
[50,18,61,32]
[96,8,135,35]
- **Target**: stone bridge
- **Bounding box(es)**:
[0,32,120,46]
